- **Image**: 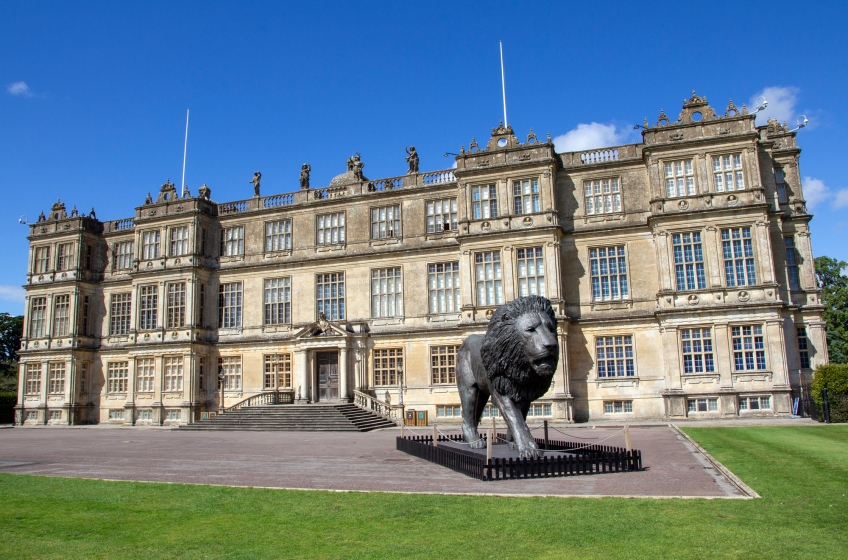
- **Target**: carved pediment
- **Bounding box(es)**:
[293,313,350,339]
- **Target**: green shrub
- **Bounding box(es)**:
[811,363,848,422]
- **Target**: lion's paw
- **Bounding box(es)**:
[468,438,487,449]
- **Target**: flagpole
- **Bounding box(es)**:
[180,109,190,193]
[499,41,508,127]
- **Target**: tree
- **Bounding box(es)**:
[815,256,848,364]
[0,313,23,392]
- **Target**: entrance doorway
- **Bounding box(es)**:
[316,351,339,402]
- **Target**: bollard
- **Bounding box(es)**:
[401,420,404,439]
[543,420,549,450]
[433,423,438,447]
[487,426,493,462]
[492,415,496,440]
[624,424,632,453]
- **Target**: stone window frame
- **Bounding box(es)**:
[582,177,623,215]
[33,245,51,274]
[371,266,403,318]
[220,225,245,257]
[113,240,134,270]
[163,356,184,392]
[710,152,746,193]
[796,326,811,370]
[662,158,696,198]
[670,231,707,292]
[264,219,293,253]
[370,204,402,240]
[106,361,127,394]
[79,293,91,336]
[219,282,243,329]
[512,177,541,215]
[588,245,631,302]
[738,395,771,411]
[594,334,637,378]
[164,409,182,421]
[687,397,719,414]
[52,293,71,337]
[166,282,187,329]
[784,236,801,291]
[720,226,758,288]
[141,230,161,260]
[603,400,633,414]
[429,345,459,386]
[730,324,767,372]
[136,356,155,393]
[437,405,462,418]
[680,327,716,375]
[169,225,190,257]
[426,198,458,233]
[28,296,48,338]
[218,356,242,391]
[316,272,345,321]
[427,262,461,315]
[774,166,788,203]
[24,363,41,395]
[373,348,403,387]
[474,250,504,307]
[78,361,89,394]
[138,284,159,331]
[470,184,498,220]
[56,242,75,271]
[316,212,346,246]
[109,292,132,336]
[515,246,546,298]
[264,353,292,390]
[264,277,292,325]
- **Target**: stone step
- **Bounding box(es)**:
[178,403,396,432]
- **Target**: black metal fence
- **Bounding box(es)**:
[397,433,642,481]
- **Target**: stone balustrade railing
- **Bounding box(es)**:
[223,390,295,412]
[353,390,404,425]
[559,144,641,168]
[263,194,295,208]
[580,149,619,164]
[103,218,135,233]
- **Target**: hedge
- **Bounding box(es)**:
[811,363,848,423]
[0,391,16,424]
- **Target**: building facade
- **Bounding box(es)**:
[15,92,827,426]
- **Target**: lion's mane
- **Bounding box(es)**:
[480,295,558,403]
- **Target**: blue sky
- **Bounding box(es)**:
[2,1,846,315]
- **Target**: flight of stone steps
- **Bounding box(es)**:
[178,403,398,432]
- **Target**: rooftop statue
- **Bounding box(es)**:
[405,146,419,174]
[300,164,311,190]
[456,296,559,459]
[251,171,262,197]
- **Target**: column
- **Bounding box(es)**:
[294,349,307,402]
[554,331,570,397]
[153,354,164,425]
[796,231,816,290]
[660,325,681,389]
[501,246,515,302]
[40,362,48,424]
[713,323,732,388]
[546,240,562,303]
[754,221,775,284]
[124,356,136,425]
[807,320,829,368]
[654,231,673,292]
[767,319,790,387]
[704,226,722,288]
[459,250,474,313]
[339,347,349,402]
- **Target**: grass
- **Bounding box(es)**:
[1,426,846,559]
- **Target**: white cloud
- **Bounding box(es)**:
[7,81,32,97]
[749,86,798,126]
[802,177,829,209]
[0,285,25,302]
[802,176,848,210]
[553,122,634,153]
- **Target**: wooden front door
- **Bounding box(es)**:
[316,351,339,402]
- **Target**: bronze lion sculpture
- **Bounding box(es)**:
[457,295,559,459]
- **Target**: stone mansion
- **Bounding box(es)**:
[15,92,827,426]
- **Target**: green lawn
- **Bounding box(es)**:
[1,426,846,559]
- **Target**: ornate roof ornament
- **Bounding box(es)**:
[725,99,739,117]
[491,120,513,136]
[469,137,480,152]
[526,128,538,144]
[157,179,178,203]
[656,109,670,127]
[766,117,787,136]
[677,90,716,123]
[487,120,518,150]
[198,184,211,200]
[50,199,68,220]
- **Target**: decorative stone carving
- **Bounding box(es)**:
[182,185,191,198]
[405,146,419,174]
[145,192,153,205]
[251,171,262,197]
[526,129,538,144]
[725,99,739,117]
[50,199,68,220]
[738,291,750,302]
[198,184,211,200]
[469,137,480,152]
[89,207,97,220]
[157,180,177,203]
[656,109,670,127]
[70,206,78,217]
[300,164,311,190]
[346,153,366,181]
[687,294,699,306]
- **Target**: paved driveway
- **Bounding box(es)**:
[0,424,746,498]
